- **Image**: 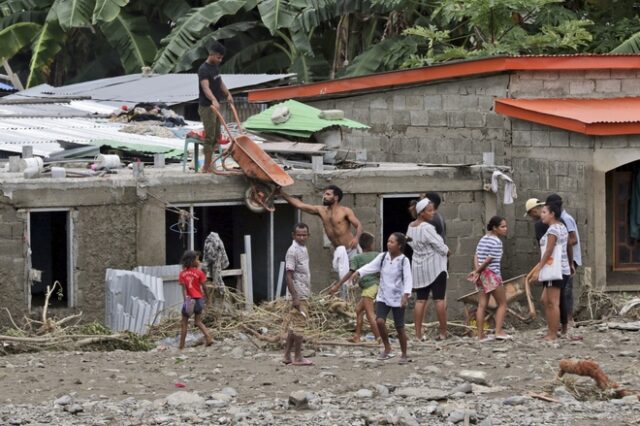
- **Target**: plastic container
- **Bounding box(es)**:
[95,154,121,169]
[23,166,40,178]
[19,157,43,172]
[51,167,66,178]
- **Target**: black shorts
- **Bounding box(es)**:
[542,275,568,289]
[182,298,205,317]
[375,302,406,329]
[414,271,447,300]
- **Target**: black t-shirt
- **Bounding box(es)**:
[198,62,224,107]
[428,212,446,242]
[535,220,549,243]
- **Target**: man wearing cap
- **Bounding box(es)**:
[198,41,234,173]
[524,198,548,243]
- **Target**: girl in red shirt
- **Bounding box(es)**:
[178,250,213,349]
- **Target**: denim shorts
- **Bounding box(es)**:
[182,298,205,317]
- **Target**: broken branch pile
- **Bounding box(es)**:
[149,290,361,345]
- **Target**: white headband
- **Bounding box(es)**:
[416,198,431,214]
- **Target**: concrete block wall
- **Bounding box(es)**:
[0,205,26,322]
[509,70,640,98]
[308,74,510,165]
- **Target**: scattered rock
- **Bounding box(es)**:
[458,370,488,385]
[375,384,389,397]
[449,409,477,424]
[289,390,310,409]
[395,387,449,400]
[64,404,83,414]
[355,389,373,399]
[230,347,245,359]
[165,391,205,407]
[54,395,72,406]
[451,382,473,394]
[552,387,577,404]
[503,395,528,406]
[221,387,237,398]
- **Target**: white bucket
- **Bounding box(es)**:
[23,166,40,179]
[19,157,43,172]
[95,154,121,169]
[51,167,66,178]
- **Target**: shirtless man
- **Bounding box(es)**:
[279,185,363,283]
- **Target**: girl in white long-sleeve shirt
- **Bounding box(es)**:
[353,232,413,363]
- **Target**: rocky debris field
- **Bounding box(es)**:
[0,324,639,426]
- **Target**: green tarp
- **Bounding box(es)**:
[89,139,184,158]
[243,100,369,139]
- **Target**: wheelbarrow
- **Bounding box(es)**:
[211,104,294,213]
[456,274,537,324]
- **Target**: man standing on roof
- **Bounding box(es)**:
[279,185,363,291]
[198,41,233,173]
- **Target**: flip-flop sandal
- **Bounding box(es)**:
[495,334,513,341]
[377,352,395,361]
[398,357,412,364]
[291,358,314,366]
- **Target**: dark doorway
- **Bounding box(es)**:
[382,197,416,260]
[165,204,296,302]
[30,211,69,308]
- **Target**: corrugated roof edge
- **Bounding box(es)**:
[247,54,640,103]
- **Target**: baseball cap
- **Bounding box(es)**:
[524,198,544,217]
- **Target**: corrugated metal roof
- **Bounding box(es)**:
[0,117,191,157]
[0,102,113,118]
[248,54,640,102]
[495,97,640,135]
[5,73,295,108]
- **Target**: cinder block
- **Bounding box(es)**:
[447,111,465,128]
[621,79,640,94]
[350,108,370,124]
[531,131,550,147]
[424,95,443,110]
[442,95,478,110]
[370,97,389,109]
[554,161,569,176]
[428,110,448,127]
[464,112,485,128]
[512,131,532,147]
[393,95,405,110]
[542,80,570,96]
[557,176,578,192]
[584,70,611,79]
[410,111,429,126]
[511,119,531,131]
[557,71,587,80]
[392,111,411,126]
[445,219,473,236]
[532,71,559,80]
[595,79,621,93]
[370,109,393,125]
[549,131,569,147]
[405,95,424,110]
[0,239,22,257]
[610,70,637,79]
[511,79,543,96]
[458,203,484,220]
[569,80,595,95]
[597,135,628,148]
[569,133,594,148]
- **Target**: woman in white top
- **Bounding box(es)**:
[407,198,450,341]
[354,232,413,364]
[531,202,572,342]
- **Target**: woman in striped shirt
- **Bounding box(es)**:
[467,216,510,341]
[407,198,450,341]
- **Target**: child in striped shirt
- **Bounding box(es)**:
[467,216,510,342]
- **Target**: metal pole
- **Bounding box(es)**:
[275,261,285,299]
[243,235,253,310]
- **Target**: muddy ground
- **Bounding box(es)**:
[0,322,639,425]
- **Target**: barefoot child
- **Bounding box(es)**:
[353,232,413,363]
[329,232,381,342]
[178,250,213,349]
[283,223,314,366]
[467,216,510,342]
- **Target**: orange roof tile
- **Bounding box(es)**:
[495,97,640,135]
[248,55,640,103]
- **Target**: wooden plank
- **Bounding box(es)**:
[221,269,243,277]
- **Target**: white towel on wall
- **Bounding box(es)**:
[491,170,517,205]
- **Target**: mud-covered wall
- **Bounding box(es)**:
[74,205,137,322]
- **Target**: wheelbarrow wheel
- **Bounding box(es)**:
[244,183,275,213]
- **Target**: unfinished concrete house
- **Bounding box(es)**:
[249,54,640,293]
[2,54,640,328]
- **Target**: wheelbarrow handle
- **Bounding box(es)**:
[228,102,244,134]
[210,105,236,145]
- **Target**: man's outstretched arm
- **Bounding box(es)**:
[279,190,321,216]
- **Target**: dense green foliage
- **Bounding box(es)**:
[1,0,640,87]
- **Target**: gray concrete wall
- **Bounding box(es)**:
[308,74,510,165]
[0,205,27,322]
